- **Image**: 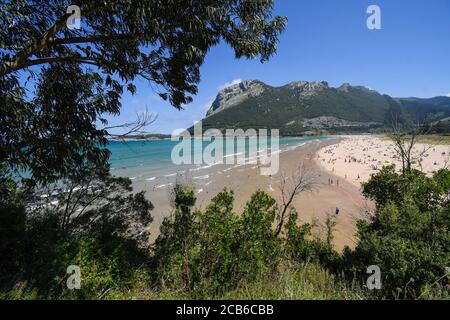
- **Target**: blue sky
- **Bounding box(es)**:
[112,0,450,134]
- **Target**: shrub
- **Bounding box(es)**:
[0,173,26,289]
[153,187,282,298]
[284,209,340,271]
[345,168,450,299]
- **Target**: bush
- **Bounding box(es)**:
[284,209,340,271]
[0,166,153,298]
[362,165,447,211]
[56,235,150,299]
[0,174,26,289]
[220,262,365,300]
[153,187,282,298]
[344,168,450,299]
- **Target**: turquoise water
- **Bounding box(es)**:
[108,136,325,181]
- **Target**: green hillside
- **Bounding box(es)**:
[198,81,450,135]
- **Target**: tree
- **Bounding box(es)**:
[1,0,287,183]
[347,159,450,298]
[387,120,440,174]
[29,166,154,241]
[0,165,26,288]
[1,1,286,101]
[276,163,317,236]
[0,2,288,296]
[153,187,282,297]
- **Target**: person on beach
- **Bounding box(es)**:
[335,207,340,215]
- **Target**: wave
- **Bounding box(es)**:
[193,174,210,180]
[164,173,177,177]
[155,183,173,189]
[224,152,243,158]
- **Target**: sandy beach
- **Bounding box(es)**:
[317,135,450,187]
[132,135,450,251]
[131,138,371,251]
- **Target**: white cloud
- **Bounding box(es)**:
[446,93,450,97]
[218,78,242,90]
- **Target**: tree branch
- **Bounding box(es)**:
[275,163,317,236]
[50,34,134,46]
[0,13,72,77]
[10,56,99,71]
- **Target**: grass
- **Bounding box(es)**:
[416,135,450,145]
[220,263,366,300]
[101,262,367,300]
[381,134,450,145]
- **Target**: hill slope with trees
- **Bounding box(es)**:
[200,80,450,135]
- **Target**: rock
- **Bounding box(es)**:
[206,80,266,116]
[287,80,329,99]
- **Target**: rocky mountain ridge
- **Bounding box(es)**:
[199,79,450,135]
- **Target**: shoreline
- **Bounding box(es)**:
[136,137,370,251]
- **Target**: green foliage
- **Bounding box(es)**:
[0,164,153,298]
[0,169,26,288]
[54,236,150,299]
[93,262,366,300]
[434,169,450,195]
[220,262,365,300]
[0,1,291,300]
[28,167,154,241]
[345,167,450,299]
[2,237,150,300]
[237,190,281,279]
[4,171,448,300]
[362,165,447,211]
[154,186,282,298]
[284,209,339,270]
[399,97,450,124]
[1,0,286,186]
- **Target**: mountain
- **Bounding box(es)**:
[199,80,450,135]
[397,96,450,123]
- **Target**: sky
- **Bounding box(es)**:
[111,0,450,134]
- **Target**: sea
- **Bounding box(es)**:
[108,136,326,185]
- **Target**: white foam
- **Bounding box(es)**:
[164,173,177,177]
[193,174,210,180]
[190,163,216,172]
[155,183,171,189]
[224,152,243,158]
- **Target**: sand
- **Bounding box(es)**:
[317,135,450,187]
[136,135,449,251]
[133,138,371,251]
